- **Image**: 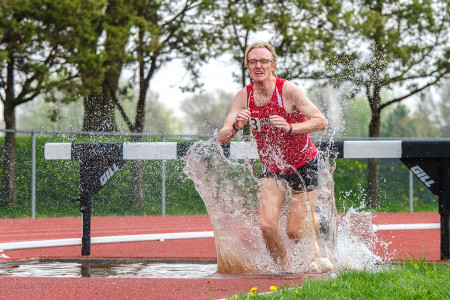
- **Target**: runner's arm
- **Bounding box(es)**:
[276,81,328,134]
[218,89,250,145]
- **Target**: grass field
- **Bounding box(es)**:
[0,136,439,218]
[231,260,450,299]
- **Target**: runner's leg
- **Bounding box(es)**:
[287,189,319,240]
[288,189,334,272]
[258,177,287,268]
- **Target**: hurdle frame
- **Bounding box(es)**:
[44,139,450,259]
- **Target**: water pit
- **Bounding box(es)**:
[0,258,341,279]
[0,258,217,278]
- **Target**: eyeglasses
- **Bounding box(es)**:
[248,59,273,66]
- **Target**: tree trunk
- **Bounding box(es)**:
[129,135,145,208]
[83,90,118,132]
[130,160,145,208]
[366,92,382,207]
[1,53,17,207]
[126,26,153,208]
[1,104,17,206]
[127,73,148,207]
[126,95,146,207]
[366,158,380,207]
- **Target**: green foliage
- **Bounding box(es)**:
[308,0,450,207]
[0,0,106,100]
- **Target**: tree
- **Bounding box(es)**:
[0,0,101,206]
[105,0,215,207]
[344,0,448,206]
[280,0,450,207]
[74,0,134,132]
[181,90,233,134]
[144,96,181,134]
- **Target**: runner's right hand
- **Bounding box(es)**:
[235,109,251,129]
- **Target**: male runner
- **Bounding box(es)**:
[218,42,331,271]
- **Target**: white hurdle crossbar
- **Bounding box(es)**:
[45,140,406,161]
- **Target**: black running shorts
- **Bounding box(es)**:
[260,156,318,193]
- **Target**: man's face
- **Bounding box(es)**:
[247,48,276,83]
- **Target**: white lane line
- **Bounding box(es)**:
[0,231,214,251]
[373,223,440,232]
[0,223,441,251]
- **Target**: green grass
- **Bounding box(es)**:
[0,136,439,218]
[229,260,450,299]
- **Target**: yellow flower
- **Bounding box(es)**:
[295,290,299,294]
[270,286,277,291]
[250,287,257,292]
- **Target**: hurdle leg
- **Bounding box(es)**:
[80,193,92,256]
[440,158,450,260]
[441,214,449,260]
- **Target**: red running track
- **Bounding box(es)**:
[0,213,447,299]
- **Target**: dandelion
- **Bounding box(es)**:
[270,286,277,291]
[295,290,299,294]
[250,287,257,292]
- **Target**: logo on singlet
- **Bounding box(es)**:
[250,117,271,132]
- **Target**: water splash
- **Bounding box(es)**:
[184,139,386,275]
[335,208,385,270]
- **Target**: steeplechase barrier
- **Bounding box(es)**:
[44,140,450,259]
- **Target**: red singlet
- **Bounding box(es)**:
[246,77,317,173]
